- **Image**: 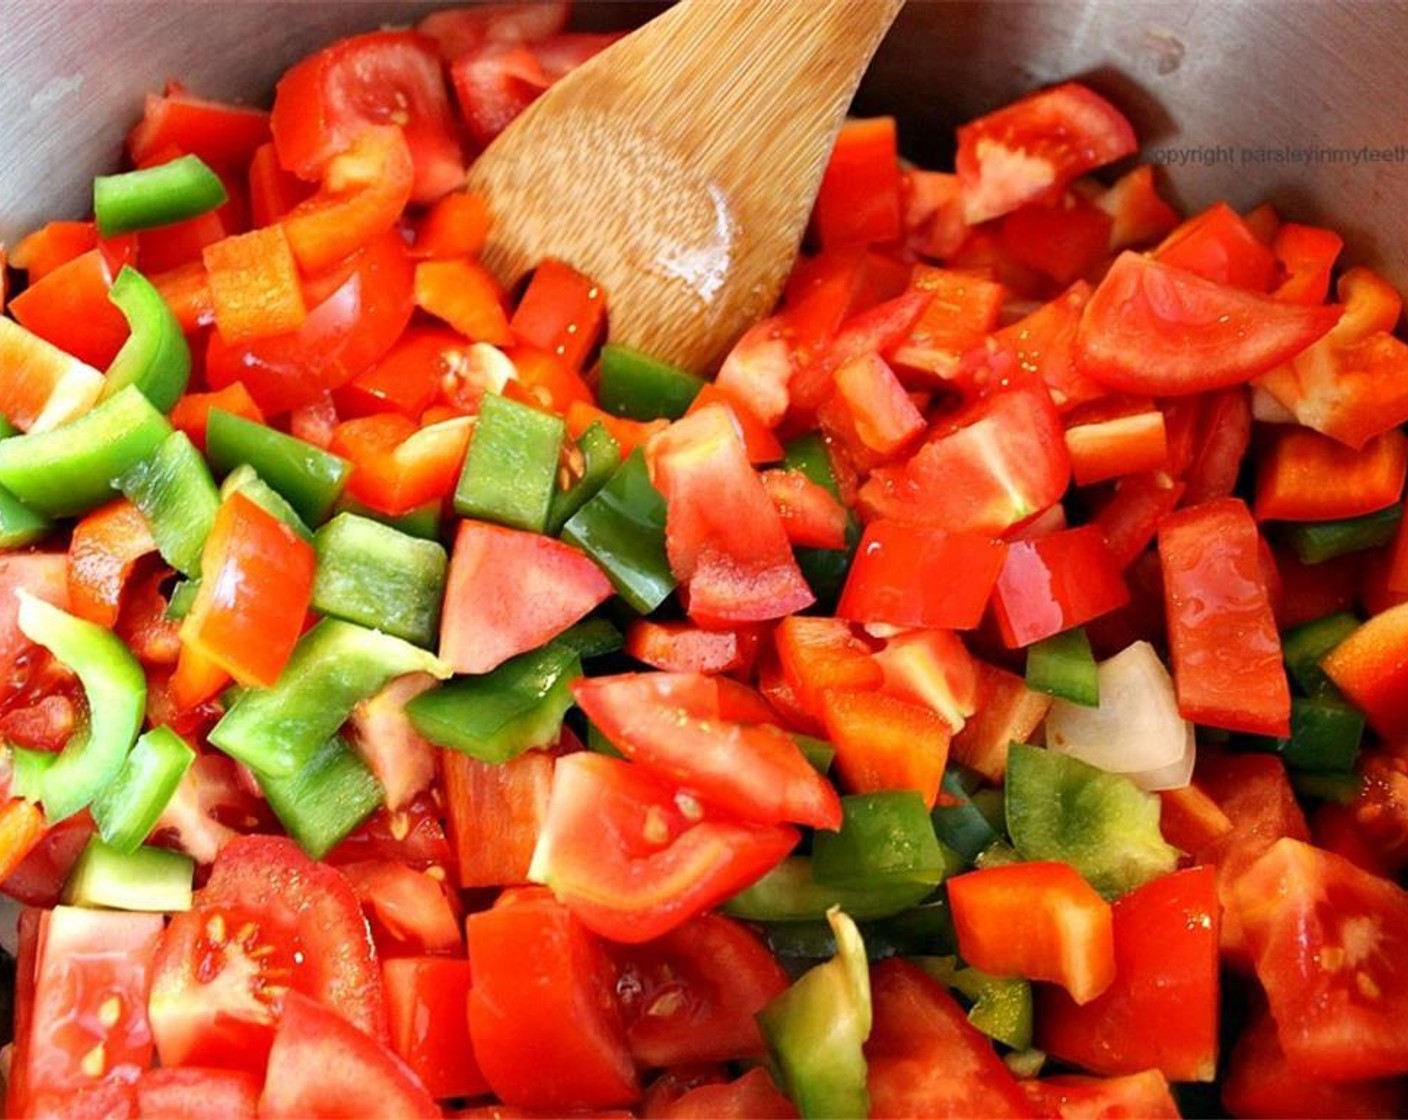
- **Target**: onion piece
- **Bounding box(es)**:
[1044,640,1194,791]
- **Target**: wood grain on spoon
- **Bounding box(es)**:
[467,0,907,374]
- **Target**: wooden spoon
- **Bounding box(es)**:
[466,0,907,374]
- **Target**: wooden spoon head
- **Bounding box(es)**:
[468,0,905,374]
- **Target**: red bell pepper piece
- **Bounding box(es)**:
[650,404,813,625]
[331,413,472,515]
[1065,406,1168,487]
[758,468,849,550]
[337,328,471,420]
[169,383,265,453]
[178,493,316,688]
[510,259,607,372]
[1272,222,1343,305]
[684,382,784,465]
[9,220,129,282]
[0,800,47,883]
[203,226,308,343]
[1157,783,1233,854]
[248,141,311,227]
[440,519,613,674]
[563,400,665,460]
[949,659,1052,782]
[1153,202,1278,291]
[8,248,131,369]
[1182,385,1253,506]
[414,257,514,345]
[998,196,1113,286]
[1021,1072,1180,1118]
[812,117,902,250]
[1255,427,1407,522]
[783,248,911,349]
[1096,165,1180,252]
[67,500,159,629]
[1094,472,1186,569]
[988,279,1101,412]
[788,288,933,413]
[150,261,216,334]
[128,87,270,171]
[1322,600,1408,740]
[832,352,925,456]
[1159,498,1290,736]
[443,749,555,889]
[949,860,1117,1005]
[820,686,952,808]
[412,191,490,260]
[991,525,1130,649]
[0,317,104,434]
[901,168,968,259]
[837,520,1007,631]
[773,615,883,722]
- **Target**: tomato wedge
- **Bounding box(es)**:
[573,672,842,830]
[529,752,799,944]
[148,835,387,1073]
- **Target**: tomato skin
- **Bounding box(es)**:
[573,672,841,830]
[384,957,489,1100]
[611,913,789,1068]
[1234,837,1408,1081]
[1037,866,1220,1082]
[1020,1071,1180,1119]
[1076,252,1340,396]
[1153,202,1278,292]
[135,1067,261,1120]
[1159,498,1290,737]
[530,752,799,945]
[148,835,387,1073]
[467,888,640,1110]
[956,81,1136,225]
[866,959,1034,1119]
[258,992,438,1120]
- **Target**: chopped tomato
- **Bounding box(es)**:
[1159,498,1290,736]
[998,196,1113,286]
[949,659,1052,782]
[1038,866,1220,1082]
[989,280,1101,412]
[949,860,1116,1004]
[442,748,555,889]
[1020,1071,1180,1119]
[611,912,789,1068]
[417,3,569,59]
[956,81,1136,224]
[258,992,438,1119]
[439,519,613,674]
[133,1068,259,1120]
[865,958,1033,1118]
[1096,165,1180,252]
[0,317,104,434]
[1234,838,1408,1081]
[3,814,95,909]
[332,412,473,515]
[511,259,607,372]
[574,672,841,830]
[467,888,639,1109]
[336,328,474,419]
[1153,202,1279,291]
[271,30,464,205]
[1075,252,1340,396]
[128,86,270,170]
[1182,385,1253,506]
[384,957,489,1101]
[624,619,761,677]
[338,859,463,957]
[831,353,925,456]
[529,752,799,944]
[346,673,438,814]
[647,1067,797,1119]
[813,118,902,249]
[873,628,980,732]
[148,835,387,1072]
[1272,223,1344,305]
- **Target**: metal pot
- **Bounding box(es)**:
[2,0,1406,286]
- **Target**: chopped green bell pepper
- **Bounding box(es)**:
[546,423,621,535]
[554,617,625,659]
[785,433,859,608]
[1265,697,1365,772]
[758,908,871,1120]
[1025,627,1099,706]
[724,856,935,923]
[0,415,50,549]
[91,726,196,854]
[931,768,1001,863]
[1283,611,1359,698]
[1005,742,1178,898]
[812,791,950,891]
[93,154,228,237]
[1287,504,1402,564]
[16,593,146,822]
[561,450,675,614]
[255,736,384,859]
[311,513,447,648]
[164,578,200,621]
[205,409,350,526]
[761,898,957,963]
[454,392,564,533]
[332,493,441,541]
[221,464,313,540]
[406,642,581,763]
[63,838,195,912]
[10,746,57,802]
[117,430,220,577]
[209,619,450,777]
[0,385,171,518]
[597,344,705,420]
[1290,768,1361,804]
[101,266,191,412]
[793,733,835,775]
[918,955,1033,1050]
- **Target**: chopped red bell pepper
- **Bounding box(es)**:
[1322,600,1408,740]
[820,686,952,807]
[443,749,556,889]
[67,499,159,629]
[128,86,271,171]
[203,225,308,343]
[510,259,607,372]
[990,525,1130,649]
[8,248,131,369]
[412,191,491,260]
[683,382,784,465]
[414,257,514,345]
[1065,405,1168,487]
[1153,202,1278,292]
[1272,222,1343,305]
[831,353,925,456]
[624,619,760,676]
[998,196,1113,286]
[812,117,902,250]
[1255,427,1407,522]
[758,468,849,550]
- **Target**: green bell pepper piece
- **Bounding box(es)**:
[597,344,705,420]
[758,908,871,1120]
[931,768,1001,863]
[1005,742,1178,898]
[785,434,859,607]
[332,493,441,541]
[454,392,565,533]
[406,643,581,763]
[10,746,57,802]
[793,733,835,775]
[1025,627,1099,706]
[812,791,949,891]
[1287,504,1402,564]
[93,154,228,237]
[164,578,200,621]
[918,955,1034,1050]
[117,430,220,577]
[1264,697,1365,772]
[63,838,195,912]
[205,409,350,526]
[221,463,313,540]
[1283,611,1359,697]
[0,418,49,548]
[255,736,384,859]
[16,593,146,822]
[0,385,171,517]
[555,617,625,659]
[1290,768,1361,804]
[311,513,447,648]
[761,898,957,963]
[546,423,621,535]
[561,450,675,613]
[724,856,935,923]
[91,726,196,854]
[209,619,450,777]
[102,266,191,412]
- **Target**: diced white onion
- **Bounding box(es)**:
[1044,640,1194,791]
